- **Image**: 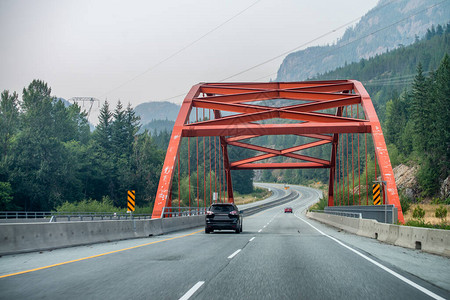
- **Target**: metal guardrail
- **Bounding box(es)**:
[1,188,297,222]
[310,210,362,219]
[0,211,152,222]
[161,207,208,218]
[324,205,397,223]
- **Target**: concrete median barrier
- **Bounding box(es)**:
[0,215,202,256]
[306,212,360,234]
[162,215,204,232]
[0,185,297,255]
[307,211,450,257]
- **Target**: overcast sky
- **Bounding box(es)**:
[0,0,379,122]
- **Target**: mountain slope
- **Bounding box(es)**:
[134,101,180,125]
[277,0,450,81]
[313,25,450,121]
[262,25,449,188]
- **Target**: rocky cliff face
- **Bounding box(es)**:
[441,176,450,200]
[276,0,450,81]
[392,164,419,200]
[392,165,450,201]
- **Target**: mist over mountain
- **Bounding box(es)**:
[277,0,450,81]
[134,101,180,125]
[141,119,175,134]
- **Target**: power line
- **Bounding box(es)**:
[161,0,400,101]
[101,0,263,98]
[220,0,400,82]
[151,0,447,102]
[362,70,433,86]
[251,0,447,82]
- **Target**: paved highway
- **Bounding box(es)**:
[0,184,449,299]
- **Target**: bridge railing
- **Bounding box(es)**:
[310,210,362,219]
[0,211,152,222]
[161,207,208,218]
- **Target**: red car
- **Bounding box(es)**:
[284,207,293,213]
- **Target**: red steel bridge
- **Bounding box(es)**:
[151,80,404,223]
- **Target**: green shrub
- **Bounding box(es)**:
[412,205,425,220]
[310,196,327,211]
[251,187,271,199]
[134,205,153,214]
[435,205,447,221]
[431,197,441,205]
[405,219,450,230]
[56,196,121,213]
[0,182,14,210]
[399,194,411,213]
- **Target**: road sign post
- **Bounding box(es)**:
[127,190,136,212]
[373,181,389,223]
[372,183,381,205]
[127,190,136,231]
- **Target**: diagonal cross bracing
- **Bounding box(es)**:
[152,80,404,224]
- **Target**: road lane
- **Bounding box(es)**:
[0,184,448,300]
[196,189,449,299]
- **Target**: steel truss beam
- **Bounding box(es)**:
[152,80,404,223]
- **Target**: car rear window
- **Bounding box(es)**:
[210,205,235,213]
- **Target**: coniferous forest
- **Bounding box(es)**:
[0,80,255,211]
[0,80,166,211]
[263,24,450,200]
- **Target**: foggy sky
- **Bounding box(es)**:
[0,0,378,122]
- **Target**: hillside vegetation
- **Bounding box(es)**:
[266,24,450,204]
[0,81,255,211]
[277,0,450,81]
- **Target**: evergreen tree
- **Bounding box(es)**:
[90,101,115,202]
[94,101,113,150]
[0,90,19,161]
[10,80,83,209]
[411,63,430,152]
[429,54,450,182]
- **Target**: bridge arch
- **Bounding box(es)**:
[151,80,404,223]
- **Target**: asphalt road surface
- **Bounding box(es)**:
[1,184,449,300]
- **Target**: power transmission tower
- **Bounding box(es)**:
[69,97,100,121]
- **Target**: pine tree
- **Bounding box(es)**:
[411,63,430,152]
[94,101,113,151]
[430,54,450,181]
[10,80,84,209]
[0,90,19,162]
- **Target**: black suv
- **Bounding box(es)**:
[205,203,243,234]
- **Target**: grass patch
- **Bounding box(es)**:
[56,196,153,214]
[404,220,450,230]
[234,187,272,205]
[403,203,450,226]
[309,195,328,211]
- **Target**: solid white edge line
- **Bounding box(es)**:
[179,281,205,300]
[296,215,445,300]
[249,237,255,242]
[228,249,242,259]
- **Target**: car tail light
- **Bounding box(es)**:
[206,211,214,217]
[229,210,238,216]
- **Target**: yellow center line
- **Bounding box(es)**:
[0,229,203,279]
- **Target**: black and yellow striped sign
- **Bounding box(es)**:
[373,184,381,205]
[127,190,136,212]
